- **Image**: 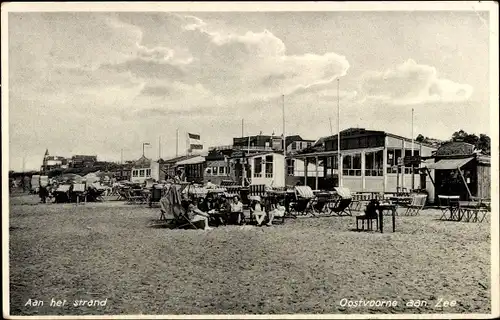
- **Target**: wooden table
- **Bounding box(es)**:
[378,203,397,233]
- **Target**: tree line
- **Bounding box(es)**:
[416,129,491,155]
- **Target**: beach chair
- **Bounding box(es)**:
[290,186,315,216]
[53,184,71,203]
[311,191,331,215]
[329,187,353,216]
[398,194,427,216]
[356,199,380,231]
[72,183,87,204]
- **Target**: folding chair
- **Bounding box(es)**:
[478,200,491,223]
[438,195,460,220]
[356,199,379,231]
[127,189,144,204]
[329,187,353,216]
[399,194,427,216]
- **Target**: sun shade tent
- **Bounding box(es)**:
[423,157,475,198]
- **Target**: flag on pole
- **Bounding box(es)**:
[188,133,203,150]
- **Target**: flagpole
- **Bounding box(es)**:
[411,108,415,190]
[337,78,342,187]
[158,136,161,159]
[176,129,179,157]
[282,94,286,187]
[242,119,244,138]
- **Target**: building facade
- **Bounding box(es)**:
[294,128,437,200]
[130,156,160,183]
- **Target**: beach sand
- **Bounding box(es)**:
[8,195,491,315]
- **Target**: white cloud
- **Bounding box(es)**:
[359,59,473,105]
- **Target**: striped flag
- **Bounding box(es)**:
[188,133,203,150]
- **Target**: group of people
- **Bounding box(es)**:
[182,193,286,230]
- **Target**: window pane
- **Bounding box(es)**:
[213,167,218,175]
[343,155,351,169]
[353,153,361,169]
[365,152,374,170]
[387,149,394,166]
[395,149,402,164]
[375,150,383,170]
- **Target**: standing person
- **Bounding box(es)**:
[39,185,49,203]
[230,195,244,225]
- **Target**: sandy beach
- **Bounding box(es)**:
[8,194,491,315]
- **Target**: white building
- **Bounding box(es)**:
[130,156,160,183]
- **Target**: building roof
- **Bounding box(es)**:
[161,154,199,164]
[176,155,206,165]
[132,155,151,168]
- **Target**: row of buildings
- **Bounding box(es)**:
[41,128,491,202]
[41,150,98,173]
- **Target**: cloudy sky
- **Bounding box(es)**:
[7,8,492,170]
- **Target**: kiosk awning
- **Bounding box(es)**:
[425,157,474,170]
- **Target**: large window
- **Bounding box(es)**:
[146,169,151,177]
[254,157,262,178]
[139,169,145,177]
[387,149,402,173]
[403,150,420,174]
[343,154,361,176]
[265,155,273,178]
[219,166,226,175]
[365,150,384,176]
[287,159,294,175]
[291,142,296,150]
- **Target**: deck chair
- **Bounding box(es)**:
[399,194,427,216]
[159,187,202,229]
[311,192,330,215]
[292,186,315,216]
[329,187,353,216]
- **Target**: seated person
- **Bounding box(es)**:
[267,199,286,226]
[186,202,213,230]
[197,197,210,212]
[249,196,266,226]
[363,199,380,218]
[229,195,244,225]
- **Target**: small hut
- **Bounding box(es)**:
[422,142,491,201]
